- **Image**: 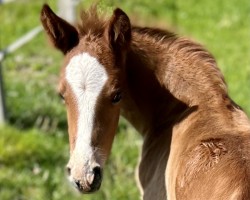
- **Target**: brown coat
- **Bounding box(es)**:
[41,4,250,199]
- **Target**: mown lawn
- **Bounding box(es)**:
[0,0,249,200]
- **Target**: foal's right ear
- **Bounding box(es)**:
[106,8,131,52]
[40,4,79,54]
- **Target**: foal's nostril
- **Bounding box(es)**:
[93,166,102,181]
[91,166,102,189]
[75,180,81,189]
[66,166,71,176]
[86,166,102,187]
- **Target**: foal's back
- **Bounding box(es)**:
[167,104,250,200]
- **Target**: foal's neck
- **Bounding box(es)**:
[121,27,229,136]
[120,28,186,135]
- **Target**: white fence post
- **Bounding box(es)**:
[58,0,79,24]
[0,64,6,125]
[0,26,43,125]
[0,0,79,125]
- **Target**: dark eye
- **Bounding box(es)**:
[112,92,122,104]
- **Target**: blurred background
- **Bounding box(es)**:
[0,0,249,199]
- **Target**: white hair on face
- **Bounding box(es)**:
[65,52,108,165]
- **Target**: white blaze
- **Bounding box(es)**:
[65,52,108,163]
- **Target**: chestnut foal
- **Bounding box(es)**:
[41,4,250,200]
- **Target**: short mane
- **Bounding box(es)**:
[129,26,228,105]
[77,5,107,37]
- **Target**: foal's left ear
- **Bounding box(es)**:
[40,4,79,54]
[106,8,131,51]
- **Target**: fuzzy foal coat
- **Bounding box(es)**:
[121,28,250,200]
[41,5,250,200]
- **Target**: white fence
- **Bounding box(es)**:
[0,0,78,125]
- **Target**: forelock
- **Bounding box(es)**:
[77,5,108,38]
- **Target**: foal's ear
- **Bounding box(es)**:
[107,8,131,51]
[40,4,79,54]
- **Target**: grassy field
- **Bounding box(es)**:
[0,0,249,199]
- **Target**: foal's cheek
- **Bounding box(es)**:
[100,107,120,156]
[66,109,78,153]
[67,123,76,153]
[68,132,76,154]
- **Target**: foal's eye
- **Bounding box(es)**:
[112,92,122,104]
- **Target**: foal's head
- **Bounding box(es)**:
[41,4,131,193]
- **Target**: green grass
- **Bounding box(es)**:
[0,0,249,199]
[0,124,141,200]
